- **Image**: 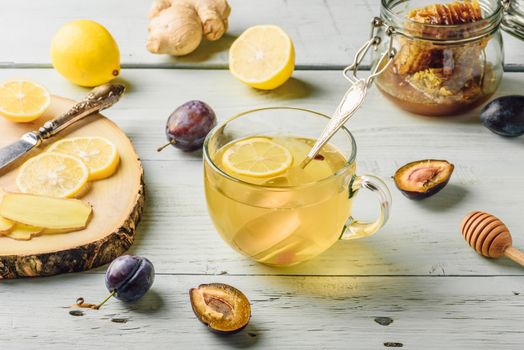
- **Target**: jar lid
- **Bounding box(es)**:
[502,0,524,39]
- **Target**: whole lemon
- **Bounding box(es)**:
[51,20,120,87]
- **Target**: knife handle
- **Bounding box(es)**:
[37,83,126,141]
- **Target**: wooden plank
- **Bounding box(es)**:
[0,0,522,69]
[1,274,524,349]
[0,69,523,277]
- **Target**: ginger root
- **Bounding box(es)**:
[147,0,231,56]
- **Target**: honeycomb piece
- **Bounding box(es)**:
[394,40,436,75]
[406,50,483,100]
[393,0,484,75]
[408,0,482,25]
[407,68,451,97]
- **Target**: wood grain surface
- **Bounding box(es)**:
[1,0,524,348]
[0,0,522,69]
[1,273,524,349]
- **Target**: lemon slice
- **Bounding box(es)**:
[229,25,295,90]
[222,138,293,178]
[0,80,50,122]
[48,137,120,180]
[16,152,89,198]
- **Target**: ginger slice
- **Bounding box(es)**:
[0,216,14,235]
[5,224,43,241]
[0,192,92,231]
[0,190,14,235]
[42,228,77,234]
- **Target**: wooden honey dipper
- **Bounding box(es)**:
[461,211,524,266]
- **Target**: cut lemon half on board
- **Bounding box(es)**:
[0,80,50,122]
[48,137,120,180]
[16,152,89,198]
[222,138,293,177]
[229,25,295,90]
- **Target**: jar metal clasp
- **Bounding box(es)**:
[343,17,397,86]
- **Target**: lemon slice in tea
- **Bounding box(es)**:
[48,136,120,180]
[222,138,293,178]
[16,152,89,198]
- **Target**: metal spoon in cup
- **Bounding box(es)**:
[300,19,396,168]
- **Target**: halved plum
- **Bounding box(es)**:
[189,283,251,334]
[394,160,454,200]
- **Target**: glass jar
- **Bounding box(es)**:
[372,0,504,116]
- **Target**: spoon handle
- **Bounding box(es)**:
[300,79,368,168]
[504,246,524,267]
[299,18,397,169]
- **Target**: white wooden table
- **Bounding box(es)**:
[1,1,524,349]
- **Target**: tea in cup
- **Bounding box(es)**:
[204,107,391,266]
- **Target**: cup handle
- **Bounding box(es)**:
[340,174,392,240]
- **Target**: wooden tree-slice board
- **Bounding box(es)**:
[0,96,144,279]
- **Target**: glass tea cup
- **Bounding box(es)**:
[203,107,391,266]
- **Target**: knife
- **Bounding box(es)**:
[0,83,126,171]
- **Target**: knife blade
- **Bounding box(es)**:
[0,83,125,172]
[0,132,40,170]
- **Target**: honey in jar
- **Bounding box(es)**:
[374,0,504,116]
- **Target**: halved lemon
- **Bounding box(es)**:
[222,138,293,177]
[0,80,50,122]
[229,25,295,90]
[16,152,89,198]
[48,137,120,180]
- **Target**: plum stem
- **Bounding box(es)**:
[74,297,99,310]
[157,140,176,152]
[96,290,117,309]
[74,290,117,310]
